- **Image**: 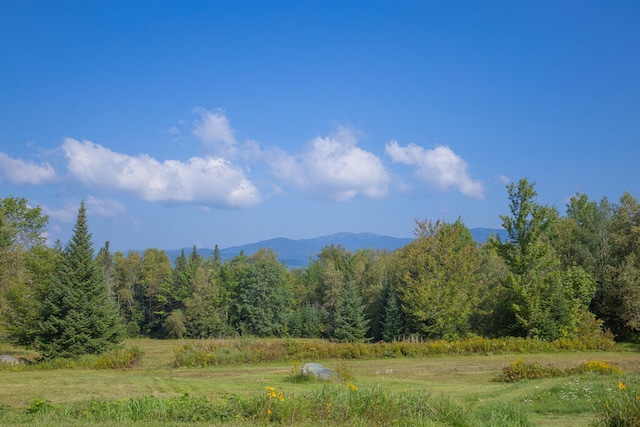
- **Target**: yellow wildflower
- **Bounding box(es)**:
[267,408,272,415]
[277,390,284,402]
[266,386,276,398]
[348,383,358,392]
[619,382,626,390]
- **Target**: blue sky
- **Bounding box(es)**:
[1,1,639,252]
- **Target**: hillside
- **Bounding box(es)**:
[166,228,506,268]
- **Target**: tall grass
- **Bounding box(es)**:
[0,346,143,371]
[0,385,534,426]
[593,376,640,427]
[172,335,616,367]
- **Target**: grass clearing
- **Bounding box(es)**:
[0,338,638,425]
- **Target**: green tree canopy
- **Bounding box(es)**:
[494,179,596,340]
[231,249,292,337]
[394,218,480,339]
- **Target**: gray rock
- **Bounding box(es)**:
[301,362,339,380]
[0,355,20,365]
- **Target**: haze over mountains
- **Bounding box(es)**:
[166,228,507,268]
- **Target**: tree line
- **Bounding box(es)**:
[1,178,640,358]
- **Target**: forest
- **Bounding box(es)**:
[1,177,640,358]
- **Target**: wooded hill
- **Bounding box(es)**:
[164,228,507,268]
[1,178,639,359]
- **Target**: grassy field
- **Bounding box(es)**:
[0,338,639,426]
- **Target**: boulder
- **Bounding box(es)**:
[0,355,20,365]
[301,362,339,380]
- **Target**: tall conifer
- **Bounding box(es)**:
[36,202,125,358]
[333,280,370,342]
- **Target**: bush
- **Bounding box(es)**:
[495,359,624,382]
[495,359,564,382]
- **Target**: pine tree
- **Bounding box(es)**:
[36,202,125,358]
[333,280,370,342]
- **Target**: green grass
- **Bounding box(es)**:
[0,338,638,425]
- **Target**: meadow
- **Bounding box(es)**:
[0,338,639,426]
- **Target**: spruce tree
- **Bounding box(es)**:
[36,202,125,358]
[333,280,370,342]
[381,287,404,342]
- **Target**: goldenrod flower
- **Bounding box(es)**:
[618,382,626,390]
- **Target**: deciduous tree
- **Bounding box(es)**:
[395,218,480,339]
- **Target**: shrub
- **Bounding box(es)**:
[574,360,623,376]
[495,359,564,382]
[495,359,624,382]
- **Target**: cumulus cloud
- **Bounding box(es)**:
[385,141,485,199]
[0,152,56,184]
[41,203,77,223]
[271,127,390,201]
[42,197,125,225]
[192,108,237,158]
[61,138,260,208]
[86,196,126,217]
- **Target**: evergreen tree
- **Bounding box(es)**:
[381,286,404,342]
[212,244,221,265]
[96,241,115,295]
[36,202,125,358]
[289,303,325,338]
[333,280,370,342]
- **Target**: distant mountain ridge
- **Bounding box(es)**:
[166,228,506,268]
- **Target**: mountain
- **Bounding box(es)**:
[166,228,507,268]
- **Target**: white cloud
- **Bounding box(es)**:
[41,203,77,223]
[499,175,511,184]
[42,197,125,223]
[61,138,260,208]
[86,196,126,217]
[271,127,390,201]
[385,141,485,200]
[192,108,237,158]
[0,152,56,184]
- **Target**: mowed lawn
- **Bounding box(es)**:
[1,338,639,426]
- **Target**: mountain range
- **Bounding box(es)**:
[166,228,507,269]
